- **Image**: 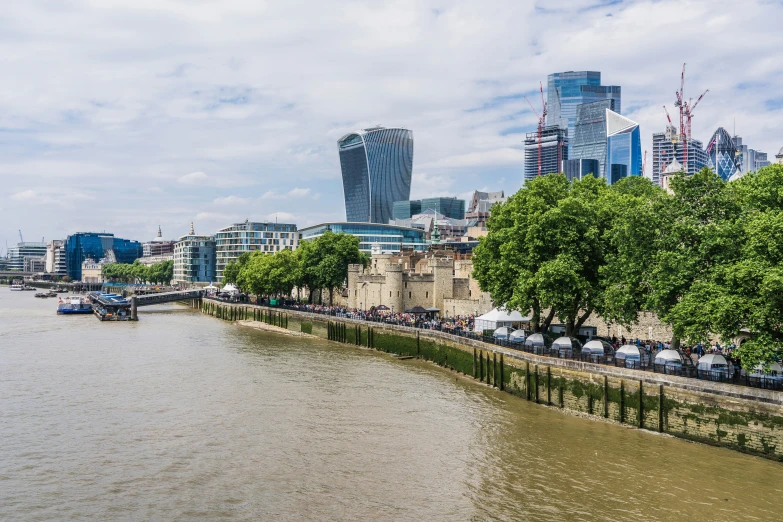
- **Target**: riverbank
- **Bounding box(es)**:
[236,319,318,338]
[192,299,783,462]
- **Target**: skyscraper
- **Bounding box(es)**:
[64,233,142,281]
[571,100,616,178]
[547,71,621,154]
[606,109,642,179]
[523,125,568,184]
[651,127,707,186]
[338,126,414,224]
[705,127,740,181]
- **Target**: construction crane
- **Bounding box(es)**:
[524,82,548,177]
[18,230,23,243]
[666,63,708,170]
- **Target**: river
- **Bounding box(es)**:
[1,290,781,521]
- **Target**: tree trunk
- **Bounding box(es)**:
[541,309,556,333]
[329,287,334,306]
[308,287,314,304]
[531,301,542,333]
[670,335,680,351]
[574,308,593,332]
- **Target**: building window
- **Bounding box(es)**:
[389,291,392,297]
[409,292,411,298]
[426,291,429,298]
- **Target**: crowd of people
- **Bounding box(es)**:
[609,335,743,369]
[284,303,476,332]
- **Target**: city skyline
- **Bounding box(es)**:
[1,1,782,249]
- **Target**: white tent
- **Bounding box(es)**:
[697,354,729,371]
[474,308,528,333]
[222,283,240,295]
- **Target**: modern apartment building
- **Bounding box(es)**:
[214,220,298,281]
[173,223,216,285]
[523,125,568,184]
[338,126,414,224]
[547,71,621,154]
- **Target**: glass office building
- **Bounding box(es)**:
[571,100,616,179]
[338,126,414,224]
[7,242,47,271]
[705,127,740,181]
[563,159,600,182]
[393,200,422,220]
[547,71,621,154]
[299,222,428,255]
[606,109,642,180]
[523,125,569,184]
[394,197,465,220]
[65,233,142,281]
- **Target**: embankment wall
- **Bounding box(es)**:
[190,299,783,461]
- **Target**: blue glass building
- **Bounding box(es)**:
[547,71,621,154]
[299,222,428,255]
[65,233,142,281]
[706,127,740,181]
[338,126,414,224]
[606,109,642,180]
[571,100,616,179]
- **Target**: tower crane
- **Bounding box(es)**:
[18,230,23,243]
[524,82,548,177]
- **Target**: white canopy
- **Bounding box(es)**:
[752,362,783,375]
[655,349,683,365]
[494,326,512,338]
[474,308,528,332]
[583,339,613,355]
[509,329,527,341]
[222,283,240,295]
[698,354,729,370]
[616,344,642,359]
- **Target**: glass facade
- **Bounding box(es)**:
[705,128,739,181]
[652,133,708,186]
[392,200,422,220]
[299,222,428,255]
[606,109,642,180]
[173,234,216,284]
[563,159,599,182]
[65,233,142,281]
[7,242,47,271]
[571,100,615,179]
[214,221,298,281]
[523,125,568,184]
[338,127,414,224]
[547,71,621,154]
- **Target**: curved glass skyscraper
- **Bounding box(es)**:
[706,127,740,181]
[338,126,413,224]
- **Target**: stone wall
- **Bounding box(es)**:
[194,299,783,461]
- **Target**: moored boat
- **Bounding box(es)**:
[57,296,94,315]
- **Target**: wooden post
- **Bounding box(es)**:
[619,380,625,424]
[534,365,539,403]
[493,353,498,388]
[417,331,421,356]
[547,367,551,405]
[473,348,477,379]
[638,380,644,428]
[130,296,137,321]
[499,354,504,391]
[604,376,609,418]
[658,384,664,433]
[525,363,531,401]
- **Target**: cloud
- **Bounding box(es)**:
[11,190,37,201]
[213,195,251,205]
[1,0,783,247]
[178,171,208,184]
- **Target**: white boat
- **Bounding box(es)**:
[10,283,25,291]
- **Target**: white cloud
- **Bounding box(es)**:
[213,195,251,205]
[178,171,208,184]
[1,0,782,246]
[11,190,37,201]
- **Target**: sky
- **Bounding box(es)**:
[1,0,782,250]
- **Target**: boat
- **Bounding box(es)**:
[57,296,94,315]
[46,291,58,298]
[90,292,133,321]
[35,292,50,298]
[10,283,25,291]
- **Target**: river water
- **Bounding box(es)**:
[1,291,781,521]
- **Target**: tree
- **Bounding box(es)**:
[223,252,252,288]
[296,231,367,304]
[645,167,741,349]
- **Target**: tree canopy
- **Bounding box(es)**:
[228,231,367,303]
[473,164,783,369]
[102,259,173,285]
